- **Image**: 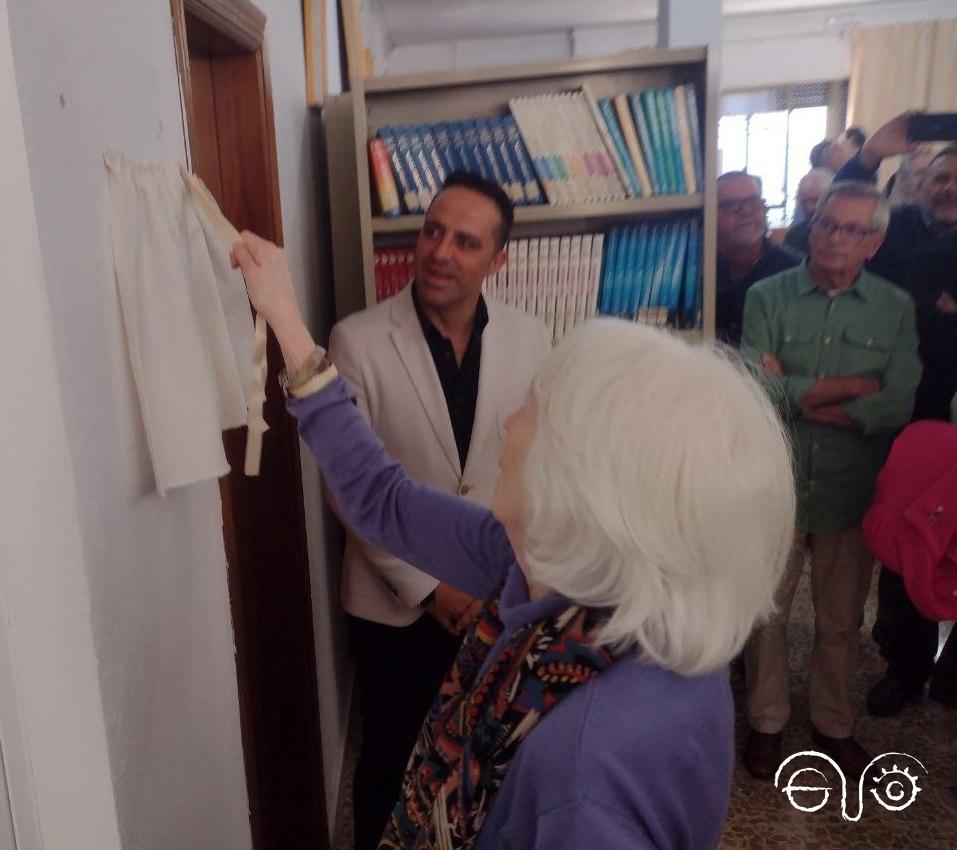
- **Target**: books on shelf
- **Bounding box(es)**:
[596,219,701,328]
[478,233,604,342]
[377,216,701,335]
[370,119,544,215]
[368,137,401,217]
[482,216,700,338]
[367,83,703,216]
[373,248,414,302]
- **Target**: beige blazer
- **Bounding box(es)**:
[327,285,552,626]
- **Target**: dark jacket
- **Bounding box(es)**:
[837,154,957,420]
[716,238,801,345]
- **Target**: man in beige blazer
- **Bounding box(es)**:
[328,171,551,850]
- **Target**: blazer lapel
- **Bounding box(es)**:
[389,287,461,476]
[465,299,510,477]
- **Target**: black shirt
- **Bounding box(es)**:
[716,238,801,345]
[411,284,488,469]
[783,219,811,257]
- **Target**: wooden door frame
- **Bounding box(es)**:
[169,2,329,848]
[172,0,281,236]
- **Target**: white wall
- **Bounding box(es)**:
[1,1,122,846]
[6,1,250,847]
[258,0,354,828]
[6,0,354,844]
[379,0,957,92]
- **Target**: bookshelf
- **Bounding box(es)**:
[323,46,718,337]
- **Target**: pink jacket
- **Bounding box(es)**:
[863,421,957,621]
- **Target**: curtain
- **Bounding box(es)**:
[848,19,957,182]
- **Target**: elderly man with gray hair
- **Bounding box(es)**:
[784,167,834,255]
[741,180,922,781]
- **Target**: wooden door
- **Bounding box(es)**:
[171,3,328,848]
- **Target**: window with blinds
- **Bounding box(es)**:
[717,81,848,227]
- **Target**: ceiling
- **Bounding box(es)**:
[375,0,922,46]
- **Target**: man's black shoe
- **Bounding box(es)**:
[866,675,923,717]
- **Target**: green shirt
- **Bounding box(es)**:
[743,263,921,534]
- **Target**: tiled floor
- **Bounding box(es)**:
[721,568,956,849]
[333,567,956,849]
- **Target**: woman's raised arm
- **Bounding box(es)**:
[231,231,513,599]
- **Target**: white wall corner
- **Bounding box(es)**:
[0,1,122,846]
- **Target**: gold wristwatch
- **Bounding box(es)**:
[279,345,337,399]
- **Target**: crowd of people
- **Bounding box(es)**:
[223,109,955,849]
[716,111,957,779]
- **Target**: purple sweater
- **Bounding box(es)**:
[289,378,734,849]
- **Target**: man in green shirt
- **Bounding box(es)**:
[740,180,921,781]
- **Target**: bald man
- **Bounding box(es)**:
[785,168,834,255]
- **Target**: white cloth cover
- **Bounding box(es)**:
[105,152,255,495]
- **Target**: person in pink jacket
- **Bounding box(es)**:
[863,420,957,708]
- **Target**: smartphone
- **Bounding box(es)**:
[908,113,957,142]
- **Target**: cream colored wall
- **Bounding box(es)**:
[6,0,250,846]
[1,0,123,846]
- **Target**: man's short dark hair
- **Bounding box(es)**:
[437,170,514,249]
[810,139,832,169]
[843,126,866,149]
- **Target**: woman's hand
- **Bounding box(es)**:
[230,231,299,329]
[231,231,317,373]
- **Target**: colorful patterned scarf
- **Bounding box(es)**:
[379,591,616,850]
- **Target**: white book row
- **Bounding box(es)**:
[482,233,606,344]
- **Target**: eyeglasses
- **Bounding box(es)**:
[811,216,876,243]
[718,196,767,215]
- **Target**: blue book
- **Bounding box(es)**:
[647,222,678,314]
[683,86,705,190]
[638,224,662,317]
[657,221,682,315]
[628,223,651,317]
[681,221,701,326]
[619,225,638,317]
[474,118,509,193]
[462,121,492,180]
[395,125,433,211]
[448,121,478,175]
[598,228,620,314]
[628,93,663,195]
[502,116,544,205]
[488,118,525,204]
[378,126,423,213]
[661,89,687,194]
[616,226,641,317]
[598,99,641,197]
[669,221,692,322]
[607,226,626,316]
[418,124,448,188]
[406,125,439,198]
[646,90,676,194]
[432,122,459,174]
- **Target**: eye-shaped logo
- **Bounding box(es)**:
[780,766,832,813]
[871,763,922,811]
[775,751,926,821]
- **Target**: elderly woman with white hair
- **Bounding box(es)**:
[232,232,795,850]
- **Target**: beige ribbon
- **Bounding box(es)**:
[186,173,268,477]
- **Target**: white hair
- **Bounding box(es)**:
[798,167,834,195]
[816,179,890,232]
[520,320,795,676]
